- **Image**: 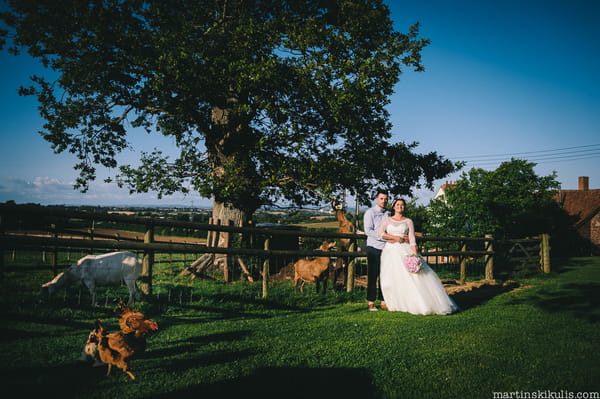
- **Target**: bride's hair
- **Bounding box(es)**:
[390,198,406,216]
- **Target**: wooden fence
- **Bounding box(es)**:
[0,204,551,298]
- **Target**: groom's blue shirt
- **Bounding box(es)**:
[363,205,388,250]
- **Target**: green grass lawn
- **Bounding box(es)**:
[1,257,599,399]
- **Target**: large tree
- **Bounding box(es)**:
[425,159,561,240]
[1,0,457,224]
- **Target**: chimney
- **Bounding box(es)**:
[578,176,589,191]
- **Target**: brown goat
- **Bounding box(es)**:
[293,241,336,293]
[331,196,357,289]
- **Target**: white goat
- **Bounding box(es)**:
[40,251,142,305]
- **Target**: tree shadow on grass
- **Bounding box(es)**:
[162,348,257,372]
[1,347,259,398]
[508,282,600,323]
[545,257,596,274]
[143,330,252,359]
[148,366,379,399]
[1,361,106,399]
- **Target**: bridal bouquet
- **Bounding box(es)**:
[404,254,422,273]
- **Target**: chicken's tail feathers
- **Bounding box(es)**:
[94,318,105,333]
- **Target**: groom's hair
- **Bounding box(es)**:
[374,188,388,198]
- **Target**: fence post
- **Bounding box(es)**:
[540,233,551,273]
[223,220,233,282]
[88,219,95,254]
[212,219,221,247]
[207,217,214,247]
[245,219,255,249]
[51,223,58,276]
[141,224,154,296]
[459,241,467,283]
[262,238,270,298]
[484,234,494,280]
[346,240,356,292]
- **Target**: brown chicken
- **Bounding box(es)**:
[84,306,158,380]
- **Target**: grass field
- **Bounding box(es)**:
[1,256,599,399]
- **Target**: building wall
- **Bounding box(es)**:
[591,213,600,250]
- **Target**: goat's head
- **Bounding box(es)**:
[331,196,345,211]
[39,272,65,300]
[38,286,50,302]
[319,241,336,252]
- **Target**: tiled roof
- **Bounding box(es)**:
[554,189,600,228]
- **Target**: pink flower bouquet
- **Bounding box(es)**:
[404,254,422,273]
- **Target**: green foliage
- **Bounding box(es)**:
[1,0,459,216]
[425,159,560,239]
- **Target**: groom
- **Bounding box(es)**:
[363,189,389,311]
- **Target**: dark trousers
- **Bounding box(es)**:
[366,246,383,302]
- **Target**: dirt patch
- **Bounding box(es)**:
[444,279,520,309]
[442,279,519,295]
[353,276,519,294]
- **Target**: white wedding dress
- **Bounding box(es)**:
[379,217,459,315]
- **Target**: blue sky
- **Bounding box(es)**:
[1,0,599,208]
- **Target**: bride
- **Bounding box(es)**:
[378,198,459,315]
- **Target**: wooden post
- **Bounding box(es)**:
[246,219,255,249]
[262,238,270,298]
[459,241,467,283]
[540,233,551,273]
[207,217,214,247]
[141,224,154,296]
[88,218,95,254]
[51,223,58,276]
[484,234,494,280]
[223,220,234,282]
[213,219,221,247]
[346,240,356,292]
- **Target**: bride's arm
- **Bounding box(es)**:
[407,219,418,255]
[377,218,389,240]
[378,218,407,243]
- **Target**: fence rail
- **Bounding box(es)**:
[0,204,551,298]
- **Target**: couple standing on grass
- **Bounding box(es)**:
[363,189,459,315]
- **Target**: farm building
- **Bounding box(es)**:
[554,176,600,255]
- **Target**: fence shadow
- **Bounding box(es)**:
[148,366,379,399]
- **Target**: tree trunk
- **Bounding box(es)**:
[179,200,250,278]
[180,100,259,279]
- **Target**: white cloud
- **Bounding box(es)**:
[0,176,212,207]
